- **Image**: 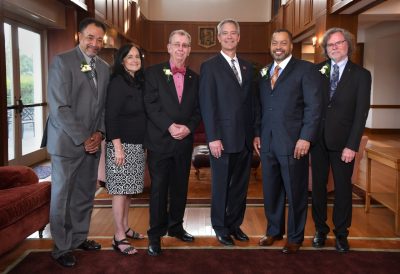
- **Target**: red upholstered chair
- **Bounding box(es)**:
[0,166,51,256]
[308,135,369,192]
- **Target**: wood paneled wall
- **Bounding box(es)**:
[143,21,271,73]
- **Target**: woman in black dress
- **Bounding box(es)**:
[105,44,146,255]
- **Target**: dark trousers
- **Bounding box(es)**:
[260,149,309,244]
[147,145,192,239]
[210,147,252,236]
[311,140,354,237]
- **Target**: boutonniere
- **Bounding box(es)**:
[80,61,95,79]
[163,67,172,82]
[260,65,270,80]
[319,63,330,78]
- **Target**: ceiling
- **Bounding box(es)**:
[357,0,400,31]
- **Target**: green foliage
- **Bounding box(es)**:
[20,54,33,75]
[20,75,34,104]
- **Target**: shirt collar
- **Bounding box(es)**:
[220,50,238,63]
[273,55,292,71]
[79,46,96,64]
[331,57,348,69]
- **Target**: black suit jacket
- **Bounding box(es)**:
[316,60,371,151]
[255,57,321,155]
[144,62,201,153]
[199,53,254,153]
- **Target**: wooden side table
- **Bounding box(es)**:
[365,146,400,235]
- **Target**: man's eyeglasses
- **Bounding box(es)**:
[327,40,346,49]
[170,43,190,49]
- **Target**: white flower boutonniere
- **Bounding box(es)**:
[80,61,92,73]
[260,66,270,80]
[319,63,330,78]
[163,67,172,82]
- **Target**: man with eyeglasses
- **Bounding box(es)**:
[144,29,201,256]
[253,29,321,254]
[311,28,371,253]
[43,18,109,267]
[199,18,254,246]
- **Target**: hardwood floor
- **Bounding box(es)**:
[1,132,399,272]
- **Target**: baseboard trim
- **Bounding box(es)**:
[364,128,400,134]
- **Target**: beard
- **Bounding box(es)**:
[271,49,290,62]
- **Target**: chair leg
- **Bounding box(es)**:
[195,168,200,180]
[38,226,46,238]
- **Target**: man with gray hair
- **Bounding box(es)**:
[199,19,254,246]
[311,27,371,252]
[144,29,201,256]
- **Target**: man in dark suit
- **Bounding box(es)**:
[144,29,201,256]
[199,19,254,246]
[253,29,321,253]
[311,28,371,253]
[44,18,109,267]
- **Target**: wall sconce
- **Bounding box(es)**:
[312,36,317,47]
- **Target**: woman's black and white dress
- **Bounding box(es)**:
[104,73,146,195]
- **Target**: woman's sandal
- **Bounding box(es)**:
[112,237,138,255]
[125,228,145,240]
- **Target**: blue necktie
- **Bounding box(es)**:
[329,64,339,99]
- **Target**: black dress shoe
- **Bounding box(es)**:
[77,239,101,251]
[55,252,76,267]
[312,231,327,248]
[335,236,349,253]
[168,230,195,242]
[231,228,249,241]
[147,238,161,256]
[216,235,234,246]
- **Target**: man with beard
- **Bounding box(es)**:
[311,28,371,253]
[43,18,109,267]
[253,29,321,253]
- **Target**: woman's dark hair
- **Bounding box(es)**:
[111,44,145,88]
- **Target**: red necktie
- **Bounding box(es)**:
[171,66,186,75]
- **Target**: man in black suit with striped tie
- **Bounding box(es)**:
[199,18,254,246]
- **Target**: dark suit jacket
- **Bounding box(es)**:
[255,57,321,155]
[44,46,109,157]
[144,62,201,153]
[199,53,254,153]
[316,60,371,151]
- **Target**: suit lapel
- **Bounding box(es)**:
[181,69,194,105]
[218,54,242,87]
[162,62,181,104]
[330,60,353,101]
[272,57,296,90]
[75,47,98,96]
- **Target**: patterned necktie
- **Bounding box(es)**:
[231,59,242,85]
[271,65,280,89]
[89,57,97,80]
[329,64,339,99]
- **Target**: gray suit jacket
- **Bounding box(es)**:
[44,46,109,157]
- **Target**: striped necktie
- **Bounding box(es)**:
[329,64,339,99]
[231,59,242,85]
[271,65,280,89]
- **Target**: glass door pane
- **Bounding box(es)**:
[18,27,44,155]
[4,23,15,160]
